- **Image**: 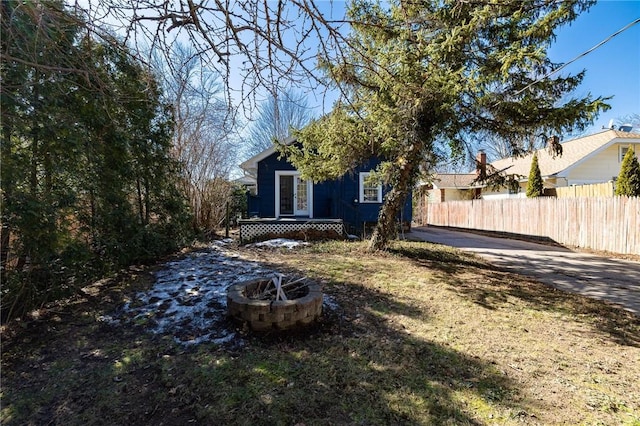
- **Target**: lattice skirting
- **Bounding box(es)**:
[239,220,344,242]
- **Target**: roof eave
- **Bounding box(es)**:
[238,136,297,174]
[559,137,639,177]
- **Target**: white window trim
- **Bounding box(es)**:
[620,144,639,162]
[620,145,629,162]
[359,172,383,203]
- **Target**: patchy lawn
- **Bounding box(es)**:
[1,240,639,425]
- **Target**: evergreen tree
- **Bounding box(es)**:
[284,0,609,250]
[615,148,640,196]
[1,0,88,280]
[526,153,544,197]
[1,0,190,320]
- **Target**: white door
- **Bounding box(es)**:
[294,176,308,215]
[276,172,312,217]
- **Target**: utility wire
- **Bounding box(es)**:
[513,17,640,97]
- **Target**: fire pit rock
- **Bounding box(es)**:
[227,278,323,331]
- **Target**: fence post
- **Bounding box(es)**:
[225,201,230,238]
[424,197,639,254]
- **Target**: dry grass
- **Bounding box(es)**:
[1,240,639,425]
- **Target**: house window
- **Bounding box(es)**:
[620,146,629,162]
[619,145,638,162]
[359,172,383,203]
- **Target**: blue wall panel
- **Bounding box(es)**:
[254,152,412,230]
[256,152,296,217]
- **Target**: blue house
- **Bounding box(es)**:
[238,142,412,241]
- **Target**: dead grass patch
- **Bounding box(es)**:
[2,240,639,425]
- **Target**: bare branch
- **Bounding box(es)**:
[65,0,357,113]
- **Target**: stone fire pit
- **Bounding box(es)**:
[227,276,323,331]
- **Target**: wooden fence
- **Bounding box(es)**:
[555,182,615,198]
[424,197,640,255]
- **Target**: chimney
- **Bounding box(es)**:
[476,150,487,179]
[547,135,562,158]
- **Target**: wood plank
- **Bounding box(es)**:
[424,196,640,254]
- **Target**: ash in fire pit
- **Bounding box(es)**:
[227,274,323,331]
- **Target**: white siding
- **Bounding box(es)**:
[564,143,640,185]
[444,189,474,202]
[427,188,475,203]
[482,192,526,200]
[480,181,526,199]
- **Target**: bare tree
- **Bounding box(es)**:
[616,113,640,131]
[158,43,238,232]
[67,0,351,112]
[243,90,314,158]
[477,132,550,162]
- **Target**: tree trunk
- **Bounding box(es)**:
[1,122,13,280]
[136,178,145,224]
[368,182,408,251]
[30,71,41,196]
[368,143,421,251]
[144,177,150,224]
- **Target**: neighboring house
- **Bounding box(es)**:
[423,173,479,202]
[232,175,257,195]
[238,142,412,237]
[417,151,486,207]
[489,128,640,198]
[423,128,640,202]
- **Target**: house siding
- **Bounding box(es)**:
[558,143,629,186]
[565,143,640,185]
[445,188,475,202]
[426,188,476,202]
[253,153,412,231]
[256,152,296,217]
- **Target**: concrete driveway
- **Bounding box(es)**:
[409,226,640,316]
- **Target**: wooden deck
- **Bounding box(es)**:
[238,218,345,243]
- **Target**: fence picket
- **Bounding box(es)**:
[555,182,614,198]
[424,196,640,255]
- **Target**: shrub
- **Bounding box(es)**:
[615,148,640,196]
[526,152,543,197]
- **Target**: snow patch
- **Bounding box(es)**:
[108,242,339,346]
[114,244,277,345]
[247,238,310,249]
[212,238,234,246]
[323,294,340,312]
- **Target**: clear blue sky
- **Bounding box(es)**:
[547,1,640,131]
